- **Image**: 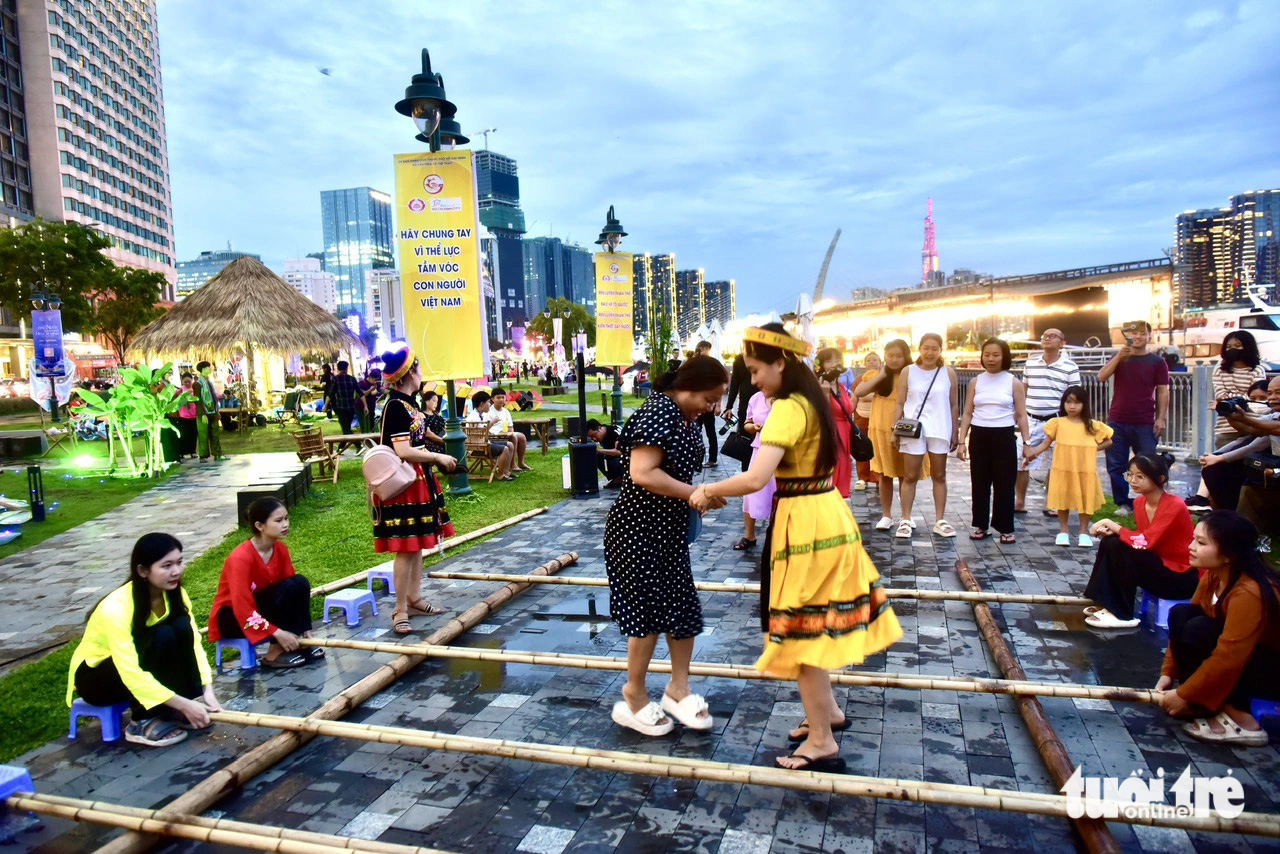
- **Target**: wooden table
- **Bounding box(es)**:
[522,418,555,454]
[323,432,380,452]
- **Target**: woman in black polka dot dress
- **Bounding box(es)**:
[605,356,730,737]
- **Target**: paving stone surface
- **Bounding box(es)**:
[0,453,302,674]
[8,456,1280,852]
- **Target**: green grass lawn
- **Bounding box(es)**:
[0,448,571,762]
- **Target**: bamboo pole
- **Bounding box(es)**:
[420,571,1094,606]
[956,559,1119,853]
[6,793,445,854]
[310,508,548,597]
[209,709,1280,839]
[299,638,1159,705]
[99,552,578,854]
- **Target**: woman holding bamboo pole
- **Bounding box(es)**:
[604,355,728,736]
[693,324,902,772]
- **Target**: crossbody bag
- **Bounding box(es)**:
[892,367,941,439]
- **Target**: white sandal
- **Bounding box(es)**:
[1082,605,1103,616]
[874,516,894,531]
[894,519,914,538]
[932,519,956,538]
[611,700,674,737]
[1183,712,1269,746]
[1085,608,1140,629]
[661,692,713,731]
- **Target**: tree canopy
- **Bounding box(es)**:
[88,266,167,363]
[0,219,116,331]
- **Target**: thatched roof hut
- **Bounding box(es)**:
[131,256,363,362]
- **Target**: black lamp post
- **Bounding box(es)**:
[594,206,628,425]
[395,49,471,495]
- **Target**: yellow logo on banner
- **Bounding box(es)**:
[393,150,485,381]
[595,252,634,366]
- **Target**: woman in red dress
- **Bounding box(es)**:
[818,348,854,498]
[374,347,458,634]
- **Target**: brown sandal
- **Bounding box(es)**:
[407,599,444,616]
[392,611,413,634]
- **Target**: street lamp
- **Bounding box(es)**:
[29,285,65,423]
[395,48,471,496]
[594,206,627,425]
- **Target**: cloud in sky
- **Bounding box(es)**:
[157,0,1280,314]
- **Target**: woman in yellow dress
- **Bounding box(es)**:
[854,339,921,532]
[693,324,903,772]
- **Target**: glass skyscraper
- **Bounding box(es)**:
[675,269,705,338]
[632,253,652,335]
[320,187,394,317]
[703,280,736,328]
[475,150,528,325]
[175,249,261,299]
[651,253,677,331]
[522,236,594,314]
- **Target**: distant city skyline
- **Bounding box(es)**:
[157,3,1279,316]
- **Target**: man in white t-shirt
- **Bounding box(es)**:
[488,387,530,471]
[1017,329,1080,514]
[465,391,514,480]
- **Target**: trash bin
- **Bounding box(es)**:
[568,438,599,497]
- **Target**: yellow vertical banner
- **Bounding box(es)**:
[393,150,485,381]
[594,252,634,366]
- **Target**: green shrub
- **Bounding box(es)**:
[0,397,38,416]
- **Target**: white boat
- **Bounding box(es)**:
[1166,284,1280,369]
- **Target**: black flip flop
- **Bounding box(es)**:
[1014,509,1028,515]
[775,753,847,773]
[262,652,307,669]
[788,718,853,742]
[304,647,326,661]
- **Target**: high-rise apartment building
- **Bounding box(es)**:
[366,268,402,340]
[675,269,705,338]
[176,249,260,299]
[651,253,677,329]
[522,236,594,314]
[703,279,736,328]
[282,257,338,314]
[1230,190,1280,295]
[475,150,527,325]
[0,1,31,227]
[1176,189,1279,309]
[567,243,594,312]
[632,253,652,334]
[18,0,175,296]
[320,187,394,317]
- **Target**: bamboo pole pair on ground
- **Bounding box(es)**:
[207,708,1280,839]
[298,637,1160,705]
[422,571,1094,607]
[6,793,447,854]
[96,552,577,854]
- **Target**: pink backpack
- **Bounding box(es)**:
[361,445,416,501]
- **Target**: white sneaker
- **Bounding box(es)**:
[874,516,894,531]
[1114,506,1132,518]
[1054,532,1070,547]
[854,480,867,491]
[1077,534,1094,548]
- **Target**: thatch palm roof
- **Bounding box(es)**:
[130,256,364,360]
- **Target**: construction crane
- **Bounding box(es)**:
[473,127,497,149]
[812,228,841,302]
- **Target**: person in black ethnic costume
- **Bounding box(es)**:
[373,347,458,635]
[605,356,729,736]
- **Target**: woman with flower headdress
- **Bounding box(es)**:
[692,323,902,772]
[374,347,458,634]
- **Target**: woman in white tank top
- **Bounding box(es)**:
[957,339,1030,542]
[892,333,960,539]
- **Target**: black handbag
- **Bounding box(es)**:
[721,430,754,464]
[892,367,941,439]
[848,415,874,462]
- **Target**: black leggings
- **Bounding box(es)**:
[1084,536,1200,619]
[1167,604,1280,711]
[216,575,312,640]
[968,425,1017,534]
[75,620,203,718]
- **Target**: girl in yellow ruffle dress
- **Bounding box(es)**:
[694,324,902,773]
[1024,385,1114,548]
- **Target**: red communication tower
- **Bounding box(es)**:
[921,198,939,286]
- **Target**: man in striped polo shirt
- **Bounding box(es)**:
[1017,328,1080,513]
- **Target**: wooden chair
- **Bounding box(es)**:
[463,424,500,484]
[291,426,340,483]
[38,406,78,458]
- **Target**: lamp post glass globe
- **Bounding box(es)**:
[411,101,442,138]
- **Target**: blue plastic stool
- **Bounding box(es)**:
[323,588,378,627]
[368,568,395,595]
[1251,698,1280,722]
[68,699,129,742]
[1138,592,1190,630]
[215,638,260,671]
[0,765,34,800]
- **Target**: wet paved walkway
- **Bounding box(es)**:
[0,453,300,674]
[8,456,1280,853]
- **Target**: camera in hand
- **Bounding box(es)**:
[718,412,737,436]
[1215,396,1268,418]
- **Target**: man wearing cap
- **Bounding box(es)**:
[1017,329,1080,514]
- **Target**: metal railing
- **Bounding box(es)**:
[953,365,1211,457]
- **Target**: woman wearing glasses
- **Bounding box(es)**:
[1082,454,1196,628]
